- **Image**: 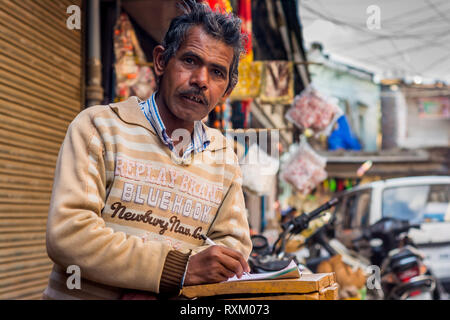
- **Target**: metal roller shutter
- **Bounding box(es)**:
[0,0,83,299]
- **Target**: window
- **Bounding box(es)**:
[341,191,371,229]
[382,184,450,223]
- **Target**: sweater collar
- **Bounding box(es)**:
[108,96,228,152]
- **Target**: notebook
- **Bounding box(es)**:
[225,260,301,282]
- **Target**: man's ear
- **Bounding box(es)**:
[153,45,166,77]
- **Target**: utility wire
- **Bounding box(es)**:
[425,0,450,26]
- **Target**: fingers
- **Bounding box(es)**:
[218,246,251,274]
[184,245,251,286]
[209,246,250,278]
[218,254,245,278]
[218,266,237,280]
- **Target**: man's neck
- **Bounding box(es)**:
[154,92,195,139]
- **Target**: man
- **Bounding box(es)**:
[42,0,252,300]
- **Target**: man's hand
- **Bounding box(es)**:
[183,245,251,286]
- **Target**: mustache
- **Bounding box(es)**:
[179,88,209,106]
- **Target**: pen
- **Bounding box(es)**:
[200,234,251,276]
[200,234,216,246]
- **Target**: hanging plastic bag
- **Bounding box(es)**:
[240,143,279,195]
[280,136,327,195]
[285,84,343,136]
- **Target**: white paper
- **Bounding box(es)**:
[225,260,300,282]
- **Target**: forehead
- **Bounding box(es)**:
[176,25,234,69]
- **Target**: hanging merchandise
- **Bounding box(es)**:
[229,0,258,118]
[113,13,157,102]
[259,61,294,105]
[206,0,233,13]
[210,104,222,129]
[229,61,264,101]
[280,136,328,195]
[241,99,252,128]
[286,84,343,136]
[231,101,246,128]
[240,143,280,195]
[221,100,233,130]
[329,178,337,192]
[227,0,259,99]
[337,179,345,192]
[328,115,362,151]
[238,0,253,62]
[209,100,232,130]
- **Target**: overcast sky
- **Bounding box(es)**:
[298,0,450,84]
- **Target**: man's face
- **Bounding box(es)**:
[154,25,234,122]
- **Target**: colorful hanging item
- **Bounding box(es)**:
[241,100,252,128]
[206,0,233,13]
[260,61,294,105]
[113,13,156,102]
[230,61,263,101]
[286,84,343,136]
[280,136,328,195]
[238,0,253,62]
[329,179,337,192]
[222,100,233,129]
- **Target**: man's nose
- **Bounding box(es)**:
[190,66,209,91]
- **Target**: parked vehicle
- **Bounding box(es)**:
[289,211,442,299]
[248,198,340,274]
[352,217,439,299]
[332,176,450,292]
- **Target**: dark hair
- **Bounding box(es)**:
[161,0,245,95]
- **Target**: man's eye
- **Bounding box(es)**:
[184,58,194,64]
[214,69,224,77]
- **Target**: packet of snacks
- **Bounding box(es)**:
[285,84,342,136]
[280,137,327,195]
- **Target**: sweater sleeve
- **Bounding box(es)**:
[45,110,187,294]
[190,154,252,260]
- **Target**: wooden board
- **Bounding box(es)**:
[226,293,320,300]
[181,273,336,299]
[226,284,339,300]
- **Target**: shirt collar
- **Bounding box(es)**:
[139,92,210,157]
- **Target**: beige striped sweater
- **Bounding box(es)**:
[42,96,252,300]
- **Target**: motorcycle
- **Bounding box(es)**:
[248,198,340,274]
[351,217,442,300]
[249,199,444,300]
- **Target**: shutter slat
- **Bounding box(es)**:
[0,0,83,299]
[0,98,72,131]
[0,118,65,145]
[0,66,81,109]
[0,36,81,88]
[0,129,61,154]
[0,11,81,69]
[0,232,46,243]
[2,0,80,54]
[0,76,80,119]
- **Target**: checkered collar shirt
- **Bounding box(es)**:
[139,92,210,159]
